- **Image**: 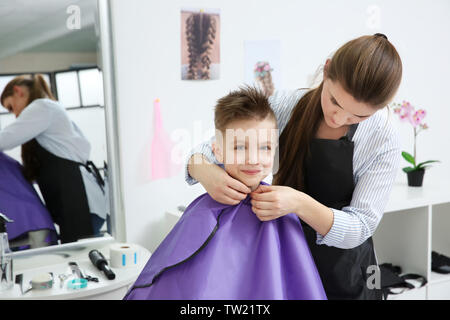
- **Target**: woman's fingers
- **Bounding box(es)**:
[252,207,279,221]
[250,199,275,210]
[220,195,241,205]
[219,175,251,202]
[256,215,278,222]
[250,185,277,202]
[227,176,252,194]
[250,190,276,202]
[252,206,277,216]
[251,184,273,194]
[210,187,240,205]
[223,186,248,202]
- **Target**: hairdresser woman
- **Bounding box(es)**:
[0,74,109,243]
[185,34,402,300]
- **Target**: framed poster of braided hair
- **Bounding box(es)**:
[181,8,220,80]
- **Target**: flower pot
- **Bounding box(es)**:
[407,169,425,187]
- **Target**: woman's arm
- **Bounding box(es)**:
[250,184,334,236]
[0,100,52,151]
[185,136,220,185]
[250,136,401,249]
[311,138,401,249]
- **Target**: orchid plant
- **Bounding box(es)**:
[391,101,439,173]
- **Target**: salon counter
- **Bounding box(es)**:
[0,242,151,300]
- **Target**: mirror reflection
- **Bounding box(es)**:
[0,0,111,251]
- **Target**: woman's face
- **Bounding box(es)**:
[212,117,278,191]
[321,78,377,128]
[2,85,29,118]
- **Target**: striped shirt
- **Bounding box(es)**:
[185,89,401,250]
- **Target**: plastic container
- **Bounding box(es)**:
[0,213,13,291]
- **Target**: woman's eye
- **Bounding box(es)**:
[260,146,271,150]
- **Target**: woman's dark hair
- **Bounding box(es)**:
[272,34,402,190]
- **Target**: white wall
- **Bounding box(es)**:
[109,0,450,252]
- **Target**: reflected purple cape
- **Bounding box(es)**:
[0,152,57,244]
[124,181,326,300]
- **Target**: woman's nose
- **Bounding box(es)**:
[334,111,350,126]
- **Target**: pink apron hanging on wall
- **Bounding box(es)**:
[150,98,181,180]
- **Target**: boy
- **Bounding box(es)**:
[124,86,326,300]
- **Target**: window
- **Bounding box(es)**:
[55,71,81,108]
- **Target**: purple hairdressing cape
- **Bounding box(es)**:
[124,181,327,300]
[0,152,57,245]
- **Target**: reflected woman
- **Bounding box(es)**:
[0,74,110,243]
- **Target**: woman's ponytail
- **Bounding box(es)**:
[22,74,56,182]
[29,74,55,102]
[1,73,55,107]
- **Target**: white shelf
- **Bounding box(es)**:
[375,178,450,300]
[385,179,450,213]
[429,271,450,285]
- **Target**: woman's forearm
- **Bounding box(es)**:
[294,192,334,237]
[187,153,213,183]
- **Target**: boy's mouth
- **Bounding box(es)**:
[241,169,261,175]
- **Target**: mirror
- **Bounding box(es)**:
[0,0,122,256]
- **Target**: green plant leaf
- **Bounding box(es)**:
[402,166,416,173]
[417,160,440,168]
[402,151,415,165]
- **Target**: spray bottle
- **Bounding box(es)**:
[0,213,13,291]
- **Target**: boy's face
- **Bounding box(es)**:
[212,116,278,191]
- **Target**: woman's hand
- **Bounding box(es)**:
[189,154,251,205]
[250,184,302,221]
[203,166,252,205]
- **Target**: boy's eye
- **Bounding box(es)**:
[234,145,271,151]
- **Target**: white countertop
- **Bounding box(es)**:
[385,178,450,212]
[0,242,151,300]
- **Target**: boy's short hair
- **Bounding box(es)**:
[214,85,277,133]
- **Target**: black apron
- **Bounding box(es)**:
[31,139,104,244]
[301,123,382,300]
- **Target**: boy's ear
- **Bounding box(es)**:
[212,140,224,163]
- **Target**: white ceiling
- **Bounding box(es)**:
[0,0,98,59]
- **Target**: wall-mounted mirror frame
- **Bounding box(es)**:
[11,0,125,258]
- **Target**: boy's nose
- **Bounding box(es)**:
[247,151,259,164]
[248,153,259,164]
